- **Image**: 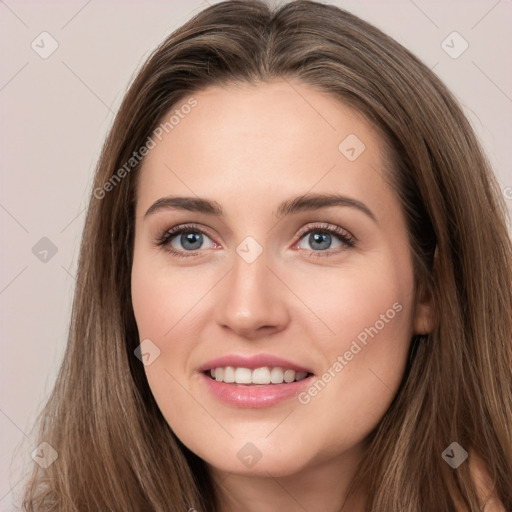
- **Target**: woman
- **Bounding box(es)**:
[21,1,511,510]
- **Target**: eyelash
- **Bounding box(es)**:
[155,222,356,259]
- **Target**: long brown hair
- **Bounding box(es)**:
[21,1,512,510]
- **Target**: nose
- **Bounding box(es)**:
[214,249,290,340]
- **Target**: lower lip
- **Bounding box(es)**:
[200,372,314,408]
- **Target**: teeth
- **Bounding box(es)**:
[234,367,252,384]
[252,367,271,384]
[223,366,235,383]
[284,369,295,383]
[208,366,310,385]
[270,367,284,384]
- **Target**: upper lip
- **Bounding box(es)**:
[198,353,314,374]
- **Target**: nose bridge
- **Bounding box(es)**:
[215,237,289,335]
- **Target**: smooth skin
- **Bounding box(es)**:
[131,80,435,512]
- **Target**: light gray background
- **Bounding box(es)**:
[1,0,511,508]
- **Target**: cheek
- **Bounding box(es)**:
[295,253,415,445]
[130,249,190,381]
[131,254,209,441]
[130,246,220,381]
[290,248,414,353]
[131,247,206,340]
[131,270,175,339]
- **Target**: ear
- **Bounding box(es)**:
[412,248,437,335]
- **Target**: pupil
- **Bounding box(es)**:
[310,232,330,250]
[182,232,202,250]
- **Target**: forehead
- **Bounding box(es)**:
[136,80,393,218]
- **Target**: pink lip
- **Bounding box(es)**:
[200,372,314,408]
[198,353,313,373]
[197,353,315,408]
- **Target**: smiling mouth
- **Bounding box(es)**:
[204,366,314,385]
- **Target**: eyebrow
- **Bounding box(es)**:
[144,193,377,223]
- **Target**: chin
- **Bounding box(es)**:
[200,442,311,478]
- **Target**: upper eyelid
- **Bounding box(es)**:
[296,223,353,238]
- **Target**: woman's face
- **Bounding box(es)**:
[131,80,433,480]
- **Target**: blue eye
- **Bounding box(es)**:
[295,223,355,258]
[172,231,209,251]
[156,222,355,258]
[156,223,215,257]
[299,231,341,251]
